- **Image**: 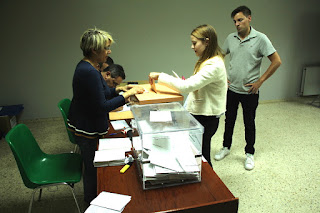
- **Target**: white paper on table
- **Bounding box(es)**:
[137,120,153,133]
[121,104,131,112]
[98,138,132,152]
[148,150,183,172]
[143,163,156,177]
[146,132,199,172]
[142,134,178,172]
[142,135,170,151]
[149,111,172,122]
[154,165,177,174]
[94,150,125,163]
[152,136,171,149]
[175,145,200,172]
[90,191,131,212]
[144,136,172,154]
[85,204,120,213]
[173,135,200,172]
[110,120,130,130]
[132,136,142,151]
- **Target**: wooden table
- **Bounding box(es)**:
[98,120,238,212]
[97,157,238,213]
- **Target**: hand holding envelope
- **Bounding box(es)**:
[149,72,160,93]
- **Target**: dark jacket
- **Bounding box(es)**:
[68,60,125,138]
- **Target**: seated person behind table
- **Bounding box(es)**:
[99,56,114,72]
[101,64,125,88]
[101,64,126,111]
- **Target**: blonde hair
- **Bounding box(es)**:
[191,24,223,74]
[80,28,114,57]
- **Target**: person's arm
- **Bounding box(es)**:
[121,86,144,100]
[149,58,225,94]
[116,84,143,93]
[115,85,129,93]
[245,51,282,94]
[222,38,231,86]
[113,84,144,100]
[80,71,125,113]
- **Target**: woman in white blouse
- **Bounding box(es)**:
[149,24,227,167]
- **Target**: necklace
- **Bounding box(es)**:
[83,58,99,70]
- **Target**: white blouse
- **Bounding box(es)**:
[158,56,227,116]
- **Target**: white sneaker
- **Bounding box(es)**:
[214,147,230,161]
[245,153,255,170]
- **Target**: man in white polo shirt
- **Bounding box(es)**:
[214,6,282,170]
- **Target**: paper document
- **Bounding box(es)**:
[94,150,124,162]
[149,150,184,172]
[90,191,131,212]
[132,136,142,151]
[137,120,153,132]
[143,132,200,172]
[85,204,120,213]
[121,104,130,112]
[93,149,125,167]
[149,111,172,122]
[175,144,200,172]
[143,163,156,177]
[110,120,130,130]
[98,138,132,152]
[154,165,177,174]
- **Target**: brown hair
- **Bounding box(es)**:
[191,24,223,74]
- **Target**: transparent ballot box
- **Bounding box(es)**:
[130,102,204,190]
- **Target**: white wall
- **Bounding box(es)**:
[1,0,319,119]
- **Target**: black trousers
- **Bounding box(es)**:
[75,135,98,203]
[192,114,220,167]
[223,90,259,154]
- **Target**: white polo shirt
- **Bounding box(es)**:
[222,27,276,94]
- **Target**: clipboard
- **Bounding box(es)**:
[134,83,183,105]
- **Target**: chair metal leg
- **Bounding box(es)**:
[28,189,37,213]
[28,183,81,213]
[73,144,78,153]
[311,95,320,108]
[68,184,81,213]
[38,188,42,201]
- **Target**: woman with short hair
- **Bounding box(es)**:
[68,28,143,203]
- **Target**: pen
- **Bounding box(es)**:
[109,132,121,136]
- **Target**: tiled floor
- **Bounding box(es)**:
[0,97,319,213]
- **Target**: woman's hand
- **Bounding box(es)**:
[130,85,145,94]
[116,84,137,93]
[118,85,131,92]
[116,86,125,93]
[122,85,144,100]
[149,72,160,81]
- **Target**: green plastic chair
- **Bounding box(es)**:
[5,124,82,213]
[58,98,78,153]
